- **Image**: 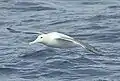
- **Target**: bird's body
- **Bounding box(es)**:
[6,28,100,54]
[29,32,100,54]
[30,32,79,48]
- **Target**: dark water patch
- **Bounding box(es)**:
[15,1,51,7]
[1,6,56,12]
[113,69,120,72]
[19,66,50,79]
[3,57,34,69]
[96,37,120,43]
[62,75,87,81]
[45,55,63,61]
[108,14,120,19]
[108,5,120,9]
[0,46,13,51]
[22,19,40,23]
[1,0,11,2]
[0,67,18,75]
[70,56,98,65]
[26,6,56,11]
[7,61,33,68]
[81,1,103,5]
[41,70,70,78]
[79,25,109,30]
[21,70,40,76]
[92,59,106,63]
[70,68,110,76]
[88,14,120,21]
[20,75,40,79]
[0,21,15,26]
[103,60,120,65]
[15,2,39,6]
[108,29,120,32]
[18,69,41,79]
[19,48,57,60]
[19,69,41,79]
[90,32,120,43]
[88,25,109,30]
[45,59,74,69]
[92,78,112,81]
[87,15,108,21]
[19,68,35,73]
[68,33,96,40]
[70,33,95,38]
[21,36,37,42]
[49,19,79,25]
[109,32,120,36]
[105,54,120,58]
[18,68,36,76]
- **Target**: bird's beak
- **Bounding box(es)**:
[29,40,36,45]
[29,37,40,45]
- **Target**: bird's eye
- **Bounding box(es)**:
[41,37,43,38]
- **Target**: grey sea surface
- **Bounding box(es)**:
[0,0,120,81]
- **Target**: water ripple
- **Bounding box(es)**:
[1,0,120,81]
[0,67,18,75]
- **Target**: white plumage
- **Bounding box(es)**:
[29,32,100,54]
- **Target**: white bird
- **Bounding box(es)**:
[29,32,100,54]
[7,28,101,54]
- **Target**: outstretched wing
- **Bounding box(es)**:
[56,35,102,54]
[55,37,73,43]
[52,32,74,40]
[55,37,77,48]
[75,39,102,55]
[7,28,43,34]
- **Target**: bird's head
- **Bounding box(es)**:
[29,34,46,45]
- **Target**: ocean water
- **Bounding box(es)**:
[0,0,120,81]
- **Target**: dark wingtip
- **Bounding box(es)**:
[6,28,21,33]
[6,28,40,34]
[7,28,12,31]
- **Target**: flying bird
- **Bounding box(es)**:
[7,28,101,54]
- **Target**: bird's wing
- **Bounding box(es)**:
[53,33,102,54]
[7,28,43,34]
[55,37,73,43]
[55,37,76,47]
[75,39,102,54]
[53,32,74,40]
[54,33,75,45]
